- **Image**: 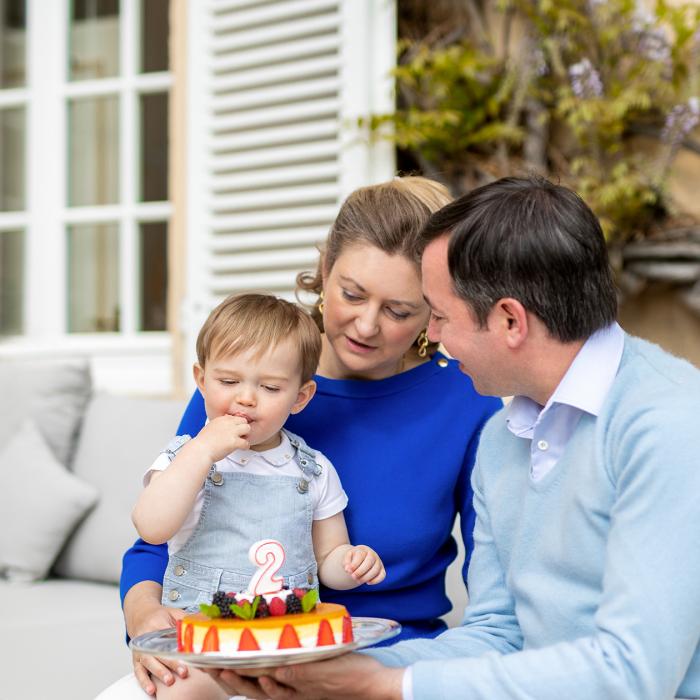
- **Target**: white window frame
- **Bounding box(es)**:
[0,0,174,395]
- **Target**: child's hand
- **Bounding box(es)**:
[193,414,251,463]
[343,545,385,585]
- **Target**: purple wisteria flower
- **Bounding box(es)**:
[662,98,700,145]
[631,5,671,64]
[569,59,603,98]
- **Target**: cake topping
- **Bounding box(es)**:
[199,586,318,620]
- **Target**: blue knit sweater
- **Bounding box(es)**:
[368,336,700,699]
[120,353,501,642]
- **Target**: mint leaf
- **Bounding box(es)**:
[301,589,319,613]
[199,603,221,618]
[251,595,261,619]
[230,601,254,620]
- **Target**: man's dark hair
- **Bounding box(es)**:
[419,175,618,342]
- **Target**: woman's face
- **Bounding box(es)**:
[320,243,430,380]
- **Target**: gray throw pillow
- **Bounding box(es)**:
[0,359,91,466]
[0,420,99,582]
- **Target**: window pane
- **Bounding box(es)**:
[139,221,167,330]
[69,0,120,81]
[0,229,23,334]
[0,107,25,211]
[68,96,119,206]
[67,223,119,332]
[140,92,168,202]
[141,0,169,73]
[0,0,26,88]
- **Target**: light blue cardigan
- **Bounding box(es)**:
[368,335,700,699]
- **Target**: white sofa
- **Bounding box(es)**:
[0,359,187,700]
[0,359,468,700]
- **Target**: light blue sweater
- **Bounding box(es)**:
[368,336,700,699]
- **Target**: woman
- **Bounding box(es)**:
[117,177,501,697]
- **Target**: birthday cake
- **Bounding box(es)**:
[177,587,353,653]
[177,540,353,653]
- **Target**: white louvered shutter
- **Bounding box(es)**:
[183,0,396,383]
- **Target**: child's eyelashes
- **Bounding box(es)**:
[219,378,280,392]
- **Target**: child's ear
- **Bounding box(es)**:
[193,363,206,392]
[290,380,316,415]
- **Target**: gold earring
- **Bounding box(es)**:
[318,291,324,315]
[417,329,429,358]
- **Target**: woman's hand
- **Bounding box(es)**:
[206,654,404,700]
[123,581,189,696]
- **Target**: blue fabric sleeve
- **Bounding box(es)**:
[119,389,207,607]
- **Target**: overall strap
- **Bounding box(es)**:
[282,428,323,478]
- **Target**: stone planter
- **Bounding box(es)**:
[617,228,700,367]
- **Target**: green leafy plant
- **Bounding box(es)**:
[368,0,700,245]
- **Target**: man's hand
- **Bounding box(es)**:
[343,545,386,585]
[207,654,404,700]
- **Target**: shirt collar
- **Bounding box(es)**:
[507,322,625,434]
[227,431,296,467]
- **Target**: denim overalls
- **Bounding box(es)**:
[160,429,322,611]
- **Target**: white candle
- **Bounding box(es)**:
[247,539,286,595]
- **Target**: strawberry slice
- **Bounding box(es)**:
[176,619,184,652]
[183,623,194,653]
[238,628,260,651]
[201,626,219,652]
[316,619,335,646]
[278,624,301,649]
[342,615,353,644]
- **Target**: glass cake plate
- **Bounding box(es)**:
[130,617,401,669]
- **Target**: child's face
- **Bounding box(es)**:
[194,338,315,452]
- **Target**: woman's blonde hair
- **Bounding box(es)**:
[196,293,321,383]
[296,176,453,338]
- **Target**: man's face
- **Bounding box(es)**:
[421,236,504,397]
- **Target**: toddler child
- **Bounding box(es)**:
[132,293,385,699]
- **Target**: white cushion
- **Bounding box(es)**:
[0,359,91,466]
[0,578,131,700]
[53,394,187,584]
[0,420,99,582]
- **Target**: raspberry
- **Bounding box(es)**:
[293,588,307,599]
[269,597,287,616]
[286,594,303,615]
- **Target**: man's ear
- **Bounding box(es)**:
[493,298,528,349]
[193,363,206,393]
[290,380,317,415]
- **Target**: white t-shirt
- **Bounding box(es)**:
[144,431,348,555]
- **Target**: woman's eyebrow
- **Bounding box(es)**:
[339,275,422,308]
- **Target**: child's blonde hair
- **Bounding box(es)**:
[196,293,321,383]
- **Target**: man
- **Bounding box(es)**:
[210,176,700,699]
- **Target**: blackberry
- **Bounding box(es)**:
[256,598,270,618]
[286,593,303,615]
[212,590,234,618]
